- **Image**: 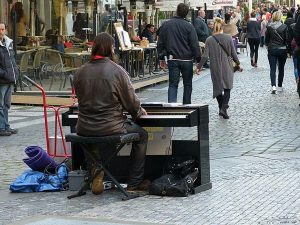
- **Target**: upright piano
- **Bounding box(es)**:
[62,103,212,193]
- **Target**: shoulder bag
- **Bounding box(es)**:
[212,35,239,72]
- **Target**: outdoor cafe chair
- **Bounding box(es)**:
[27,48,47,86]
[18,49,36,91]
[45,49,79,91]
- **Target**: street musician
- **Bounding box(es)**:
[74,32,149,193]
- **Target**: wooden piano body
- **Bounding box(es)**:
[61,103,212,193]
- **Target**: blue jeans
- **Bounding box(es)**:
[0,85,12,131]
[293,54,299,80]
[168,60,193,104]
[267,49,287,87]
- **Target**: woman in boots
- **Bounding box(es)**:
[197,18,241,119]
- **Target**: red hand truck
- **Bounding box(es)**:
[23,75,76,159]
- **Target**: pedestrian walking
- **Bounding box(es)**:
[247,12,261,67]
[260,15,268,47]
[157,3,201,104]
[223,13,239,51]
[194,9,210,69]
[196,18,241,119]
[0,22,19,136]
[194,9,210,43]
[265,11,291,94]
[240,13,249,34]
[292,12,300,98]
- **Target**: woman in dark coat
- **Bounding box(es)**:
[247,12,261,67]
[265,11,291,94]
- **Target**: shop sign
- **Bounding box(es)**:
[190,0,237,8]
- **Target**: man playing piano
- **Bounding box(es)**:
[74,32,149,194]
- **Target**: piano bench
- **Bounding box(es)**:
[65,133,140,201]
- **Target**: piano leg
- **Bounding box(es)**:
[172,139,212,193]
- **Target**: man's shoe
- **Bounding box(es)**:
[0,130,11,136]
[91,170,104,195]
[271,86,276,94]
[7,128,18,134]
[127,180,151,192]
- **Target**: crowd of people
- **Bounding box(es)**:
[214,4,300,97]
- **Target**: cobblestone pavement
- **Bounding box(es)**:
[0,47,300,225]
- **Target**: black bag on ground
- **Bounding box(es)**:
[149,172,197,197]
[149,157,199,197]
[165,157,198,177]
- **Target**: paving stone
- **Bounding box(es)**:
[0,47,300,225]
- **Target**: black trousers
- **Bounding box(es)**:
[216,89,231,110]
[248,38,260,63]
[80,120,148,187]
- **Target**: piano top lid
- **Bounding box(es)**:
[141,102,207,108]
[66,102,208,111]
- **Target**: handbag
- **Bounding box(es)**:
[212,35,239,72]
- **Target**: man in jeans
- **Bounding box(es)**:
[157,3,201,104]
[0,22,19,136]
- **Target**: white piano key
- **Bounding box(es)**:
[67,114,187,119]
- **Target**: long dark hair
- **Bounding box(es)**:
[91,32,118,63]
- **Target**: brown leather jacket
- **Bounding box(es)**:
[74,58,142,136]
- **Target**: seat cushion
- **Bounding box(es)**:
[65,133,140,144]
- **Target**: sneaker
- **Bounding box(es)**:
[6,128,18,134]
[91,170,104,195]
[277,86,283,92]
[271,86,276,94]
[0,130,11,136]
[127,180,151,192]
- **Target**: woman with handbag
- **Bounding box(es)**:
[196,18,242,119]
[265,11,291,94]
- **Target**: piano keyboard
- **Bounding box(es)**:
[67,114,188,119]
[62,103,208,127]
